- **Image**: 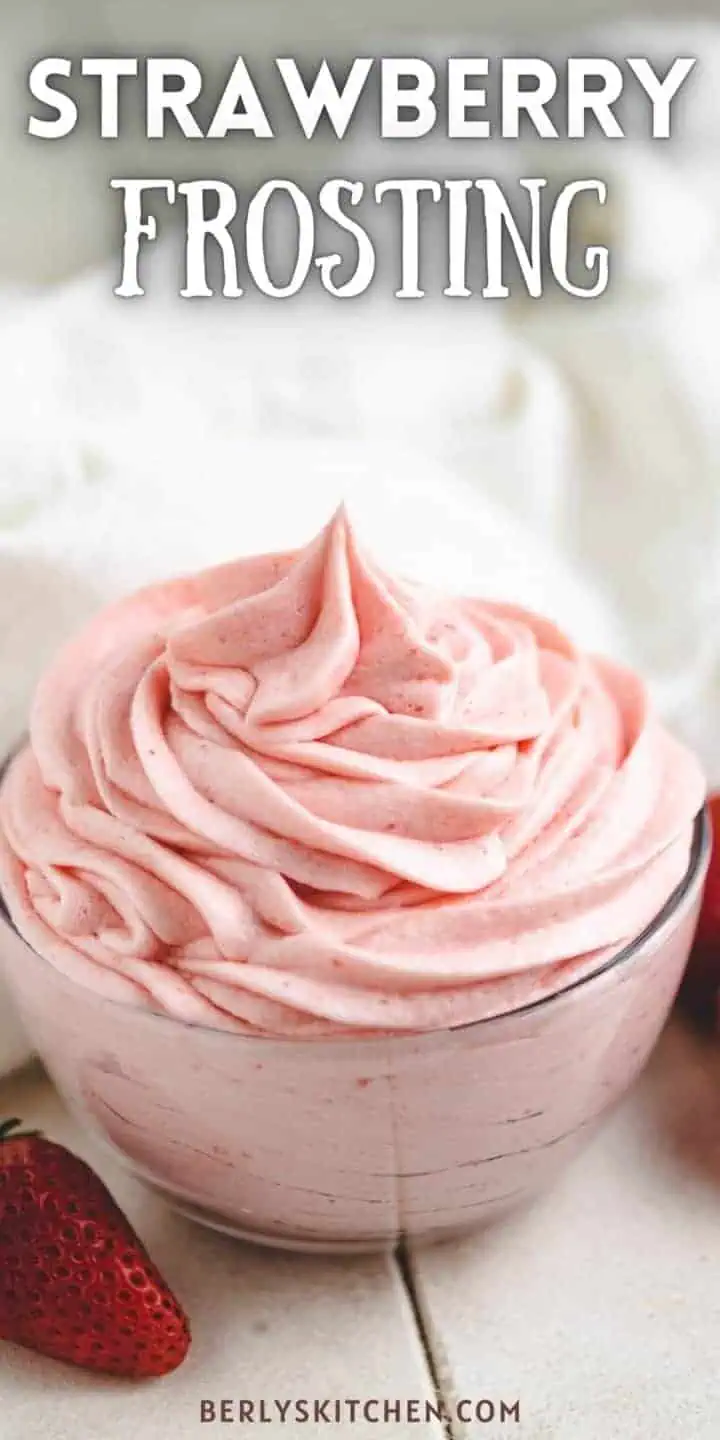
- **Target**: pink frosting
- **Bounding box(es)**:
[0,509,705,1034]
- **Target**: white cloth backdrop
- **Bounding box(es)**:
[2,20,720,1071]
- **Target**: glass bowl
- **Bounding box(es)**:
[0,811,709,1254]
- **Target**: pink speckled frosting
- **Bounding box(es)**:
[0,509,705,1034]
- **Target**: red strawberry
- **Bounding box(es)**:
[681,791,720,1027]
[0,1118,191,1379]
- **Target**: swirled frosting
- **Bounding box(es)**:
[0,509,705,1034]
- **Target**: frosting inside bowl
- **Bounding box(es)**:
[0,508,705,1034]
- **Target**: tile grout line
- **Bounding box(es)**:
[395,1242,464,1440]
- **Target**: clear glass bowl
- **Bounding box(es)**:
[0,811,709,1254]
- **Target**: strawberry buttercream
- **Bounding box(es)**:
[0,509,705,1034]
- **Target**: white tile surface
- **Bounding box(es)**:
[0,1066,445,1440]
[407,1017,720,1439]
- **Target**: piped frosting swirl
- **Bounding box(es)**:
[0,509,704,1033]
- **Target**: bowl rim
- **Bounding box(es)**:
[0,791,710,1046]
